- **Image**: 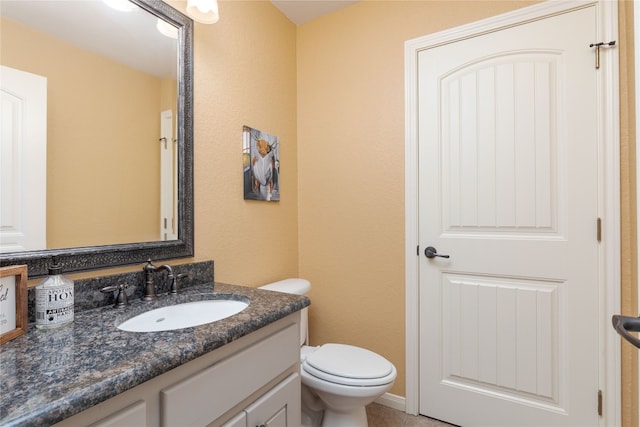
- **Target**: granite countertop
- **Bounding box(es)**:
[0,282,310,427]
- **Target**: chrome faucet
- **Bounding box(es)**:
[142,260,175,301]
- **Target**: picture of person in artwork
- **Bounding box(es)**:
[252,138,276,201]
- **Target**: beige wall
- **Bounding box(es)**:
[295,1,635,420]
[181,0,300,285]
[1,17,165,248]
[296,0,538,397]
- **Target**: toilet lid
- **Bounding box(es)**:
[303,343,394,380]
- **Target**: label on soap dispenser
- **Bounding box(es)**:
[35,285,74,327]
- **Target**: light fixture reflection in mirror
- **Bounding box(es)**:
[186,0,219,24]
[157,19,178,39]
[103,0,137,12]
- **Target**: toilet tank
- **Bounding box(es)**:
[259,278,310,347]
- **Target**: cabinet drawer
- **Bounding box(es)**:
[221,412,246,427]
[161,323,298,426]
[245,373,300,427]
[88,401,146,427]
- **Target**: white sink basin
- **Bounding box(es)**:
[118,299,249,332]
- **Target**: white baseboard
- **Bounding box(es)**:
[374,393,406,413]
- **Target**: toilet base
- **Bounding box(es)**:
[321,406,368,427]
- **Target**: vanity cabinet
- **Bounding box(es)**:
[53,314,301,427]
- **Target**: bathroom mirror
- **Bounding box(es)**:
[0,0,194,277]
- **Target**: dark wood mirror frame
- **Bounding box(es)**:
[0,0,194,278]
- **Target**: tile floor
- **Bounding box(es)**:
[366,403,458,427]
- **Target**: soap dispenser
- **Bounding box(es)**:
[35,257,74,329]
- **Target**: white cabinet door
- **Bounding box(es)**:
[245,374,300,427]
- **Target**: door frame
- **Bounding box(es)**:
[404,1,620,425]
[635,0,640,416]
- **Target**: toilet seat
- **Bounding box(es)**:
[302,343,395,387]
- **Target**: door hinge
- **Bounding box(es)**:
[598,389,603,416]
[596,217,602,242]
[417,245,420,256]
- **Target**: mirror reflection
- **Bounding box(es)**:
[0,0,179,253]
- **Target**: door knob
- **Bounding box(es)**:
[424,246,450,259]
[612,314,640,348]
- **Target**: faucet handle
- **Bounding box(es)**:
[169,273,190,295]
[143,259,157,272]
[100,283,129,308]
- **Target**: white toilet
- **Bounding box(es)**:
[259,278,397,427]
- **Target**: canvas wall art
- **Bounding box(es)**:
[243,125,280,201]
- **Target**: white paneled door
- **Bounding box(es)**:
[418,5,599,427]
[160,109,177,241]
[0,66,47,252]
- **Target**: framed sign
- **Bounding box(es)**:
[0,265,28,344]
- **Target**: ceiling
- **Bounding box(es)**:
[270,0,359,25]
[1,1,177,78]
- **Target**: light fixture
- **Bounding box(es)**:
[186,0,219,24]
[156,19,178,39]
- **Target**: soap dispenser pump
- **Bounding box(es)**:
[35,257,74,329]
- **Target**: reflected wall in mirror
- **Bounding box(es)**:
[1,0,178,250]
[0,0,194,277]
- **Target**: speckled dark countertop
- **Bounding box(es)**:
[0,282,310,426]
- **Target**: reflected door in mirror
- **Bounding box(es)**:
[0,66,47,253]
